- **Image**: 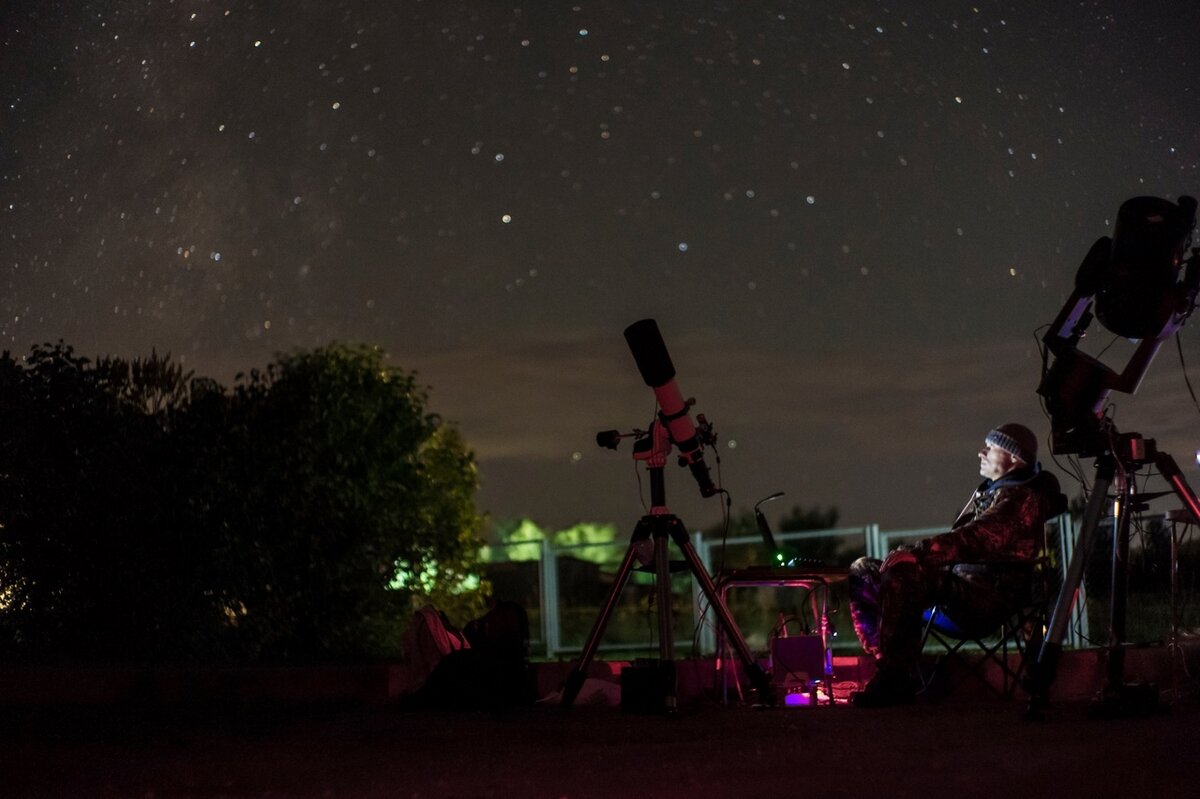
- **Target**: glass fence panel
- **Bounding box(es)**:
[711,529,868,653]
[1081,516,1200,647]
[780,528,863,653]
[478,542,544,651]
[552,543,696,655]
[713,583,842,653]
[473,515,1199,659]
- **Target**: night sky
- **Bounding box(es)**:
[4,2,1199,536]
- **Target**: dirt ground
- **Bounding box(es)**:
[6,689,1197,799]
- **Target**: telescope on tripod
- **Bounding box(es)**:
[559,319,773,710]
[1028,194,1200,718]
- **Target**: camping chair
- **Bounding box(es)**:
[918,558,1050,698]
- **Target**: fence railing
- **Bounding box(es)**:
[480,512,1112,659]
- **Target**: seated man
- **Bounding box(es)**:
[848,422,1066,707]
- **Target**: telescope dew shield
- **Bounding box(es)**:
[624,318,677,387]
[1096,195,1198,340]
[623,319,718,498]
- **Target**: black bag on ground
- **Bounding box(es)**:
[406,601,535,709]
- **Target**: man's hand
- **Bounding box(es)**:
[882,546,919,571]
[910,535,955,568]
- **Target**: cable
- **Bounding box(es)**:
[633,397,659,515]
[1094,333,1122,361]
[1033,324,1051,377]
[714,488,732,577]
[690,591,714,657]
[1175,333,1200,417]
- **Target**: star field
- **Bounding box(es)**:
[3,2,1199,532]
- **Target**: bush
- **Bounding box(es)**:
[0,342,487,664]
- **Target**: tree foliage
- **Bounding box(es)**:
[487,519,620,565]
[0,341,486,664]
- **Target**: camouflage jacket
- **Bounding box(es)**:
[914,465,1065,570]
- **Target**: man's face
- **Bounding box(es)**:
[979,442,1019,481]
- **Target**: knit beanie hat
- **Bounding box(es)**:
[986,423,1038,465]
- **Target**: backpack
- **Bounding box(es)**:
[398,605,468,695]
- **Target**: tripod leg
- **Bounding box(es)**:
[1026,454,1115,719]
[560,520,650,707]
[1154,451,1200,523]
[1105,477,1134,695]
[652,519,679,712]
[654,523,676,664]
[667,520,775,705]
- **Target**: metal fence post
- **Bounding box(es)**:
[1052,511,1089,649]
[865,523,882,559]
[540,538,560,658]
[693,530,716,654]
